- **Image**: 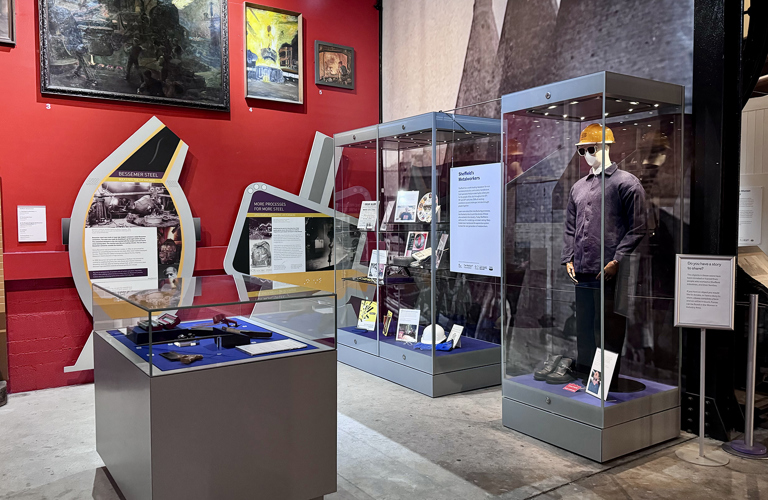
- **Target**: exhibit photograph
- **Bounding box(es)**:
[244,2,302,103]
[4,0,768,499]
[39,0,230,110]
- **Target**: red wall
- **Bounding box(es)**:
[0,1,380,392]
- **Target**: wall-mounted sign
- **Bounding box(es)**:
[739,187,763,246]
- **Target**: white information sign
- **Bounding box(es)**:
[674,255,735,330]
[17,206,47,242]
[738,187,763,246]
[357,201,378,230]
[270,217,306,274]
[450,162,502,277]
[84,227,158,281]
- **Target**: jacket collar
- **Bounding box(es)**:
[587,163,618,179]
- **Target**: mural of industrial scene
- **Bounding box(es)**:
[86,181,180,228]
[42,0,226,107]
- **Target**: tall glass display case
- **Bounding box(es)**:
[334,109,503,397]
[93,275,337,500]
[501,72,685,461]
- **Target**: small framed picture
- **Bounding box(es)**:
[0,0,15,45]
[314,41,354,89]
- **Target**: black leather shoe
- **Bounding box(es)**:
[545,357,575,384]
[534,354,562,381]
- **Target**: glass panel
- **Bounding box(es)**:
[435,105,503,369]
[334,133,380,354]
[378,117,435,368]
[92,275,335,376]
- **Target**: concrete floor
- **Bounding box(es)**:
[0,362,766,499]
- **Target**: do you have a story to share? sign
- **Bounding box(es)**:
[674,255,736,330]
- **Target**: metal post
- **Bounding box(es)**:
[699,327,706,457]
[676,327,729,466]
[723,294,768,459]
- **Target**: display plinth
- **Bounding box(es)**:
[92,275,337,499]
[334,111,504,397]
[501,72,685,462]
[95,332,336,500]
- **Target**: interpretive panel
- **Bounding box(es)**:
[674,255,735,330]
[450,162,502,277]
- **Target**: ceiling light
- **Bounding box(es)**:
[630,101,639,105]
[570,101,578,105]
[547,105,557,109]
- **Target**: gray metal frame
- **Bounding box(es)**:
[500,71,685,461]
[334,112,502,397]
[95,332,337,500]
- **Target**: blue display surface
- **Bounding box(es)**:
[339,326,498,356]
[507,373,676,407]
[109,319,318,372]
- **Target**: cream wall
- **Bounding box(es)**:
[382,0,476,121]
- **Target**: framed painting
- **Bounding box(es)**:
[39,0,230,111]
[244,3,302,104]
[315,41,354,90]
[0,0,15,45]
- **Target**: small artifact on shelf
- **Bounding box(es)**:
[137,319,159,331]
[157,313,180,330]
[159,351,204,365]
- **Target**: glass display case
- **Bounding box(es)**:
[93,274,337,500]
[334,109,503,397]
[93,274,336,376]
[501,72,685,461]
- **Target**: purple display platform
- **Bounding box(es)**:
[109,319,317,372]
[507,372,676,407]
[340,326,498,356]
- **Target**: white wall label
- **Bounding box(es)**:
[739,187,762,246]
[17,206,47,242]
[450,162,502,277]
[674,255,735,330]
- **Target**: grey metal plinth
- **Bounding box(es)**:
[502,397,680,462]
[338,343,500,397]
[94,333,337,500]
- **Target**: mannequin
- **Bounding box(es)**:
[561,124,647,391]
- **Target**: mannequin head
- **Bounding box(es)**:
[583,143,611,169]
[576,124,615,173]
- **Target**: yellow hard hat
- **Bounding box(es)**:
[575,123,615,146]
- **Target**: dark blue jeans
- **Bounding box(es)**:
[574,273,626,390]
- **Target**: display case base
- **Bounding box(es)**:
[338,343,500,397]
[95,333,336,500]
[502,396,680,462]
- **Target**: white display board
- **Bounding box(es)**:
[738,187,763,246]
[449,162,502,277]
[17,206,47,242]
[674,255,736,330]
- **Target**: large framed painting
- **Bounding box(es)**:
[244,3,302,104]
[39,0,230,111]
[0,0,15,45]
[315,41,354,90]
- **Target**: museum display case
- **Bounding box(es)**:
[93,274,336,376]
[501,72,685,461]
[93,274,337,500]
[334,108,503,397]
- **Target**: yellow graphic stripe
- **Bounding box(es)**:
[247,213,330,218]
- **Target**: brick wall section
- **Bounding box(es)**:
[6,279,93,392]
